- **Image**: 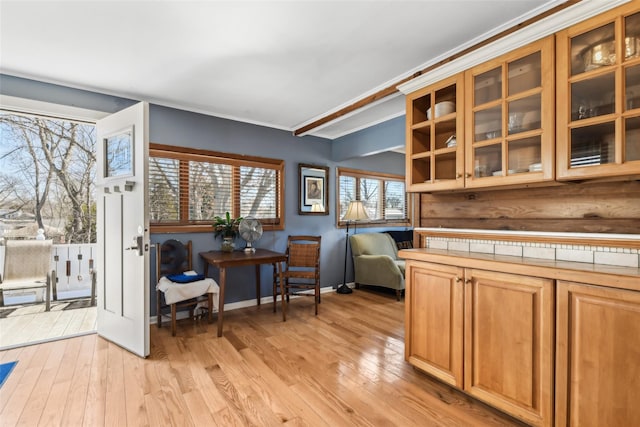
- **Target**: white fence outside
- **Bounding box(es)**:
[0,243,97,300]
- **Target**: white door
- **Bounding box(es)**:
[95,102,149,357]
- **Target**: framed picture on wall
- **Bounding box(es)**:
[299,163,329,215]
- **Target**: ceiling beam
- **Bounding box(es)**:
[293,0,582,137]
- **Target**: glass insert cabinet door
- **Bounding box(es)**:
[406,73,464,192]
[556,5,640,179]
[464,35,554,187]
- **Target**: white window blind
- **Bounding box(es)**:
[337,167,409,226]
[149,144,284,232]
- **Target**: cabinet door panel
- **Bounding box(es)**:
[464,270,553,426]
[466,35,555,188]
[405,261,464,387]
[557,3,640,179]
[556,281,640,427]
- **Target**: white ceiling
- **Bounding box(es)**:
[1,0,565,139]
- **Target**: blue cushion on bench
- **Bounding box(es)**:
[166,273,206,283]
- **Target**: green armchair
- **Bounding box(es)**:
[349,232,405,300]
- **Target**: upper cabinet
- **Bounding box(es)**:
[404,3,640,193]
[406,73,464,192]
[465,36,555,188]
[404,37,554,193]
[556,3,640,179]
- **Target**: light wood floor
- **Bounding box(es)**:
[0,290,526,426]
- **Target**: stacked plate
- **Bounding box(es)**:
[529,162,542,172]
[427,101,455,120]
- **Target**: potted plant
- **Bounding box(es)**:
[213,212,243,252]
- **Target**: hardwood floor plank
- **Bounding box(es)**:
[32,336,82,426]
[240,347,329,426]
[206,339,285,426]
[18,341,70,426]
[59,334,96,426]
[182,388,217,426]
[5,339,66,426]
[82,336,108,427]
[0,290,526,427]
[0,343,41,414]
[122,346,150,426]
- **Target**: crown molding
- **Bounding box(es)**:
[398,0,630,95]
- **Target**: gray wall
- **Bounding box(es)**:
[1,74,407,312]
[331,115,405,161]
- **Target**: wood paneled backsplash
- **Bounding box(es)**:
[419,180,640,234]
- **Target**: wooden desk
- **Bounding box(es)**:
[199,249,287,337]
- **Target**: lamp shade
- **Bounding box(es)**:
[343,200,369,221]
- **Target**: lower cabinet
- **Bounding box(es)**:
[405,261,554,426]
[555,281,640,427]
[404,262,464,387]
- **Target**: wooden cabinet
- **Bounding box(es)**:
[405,74,464,192]
[464,269,554,427]
[556,281,640,426]
[405,4,640,191]
[404,37,554,192]
[405,261,554,426]
[556,2,640,180]
[465,36,555,188]
[404,261,464,387]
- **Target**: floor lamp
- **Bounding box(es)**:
[338,200,369,294]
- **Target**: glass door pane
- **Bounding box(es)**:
[508,52,541,95]
[625,12,640,60]
[475,67,501,106]
[474,144,501,177]
[571,72,615,120]
[570,122,615,167]
[625,116,640,162]
[508,136,542,173]
[508,94,541,134]
[625,64,640,110]
[571,23,615,75]
[474,105,502,141]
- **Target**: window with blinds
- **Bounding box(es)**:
[149,143,284,233]
[337,167,410,227]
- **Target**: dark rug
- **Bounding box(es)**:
[0,361,18,388]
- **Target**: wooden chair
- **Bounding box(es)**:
[0,239,54,311]
[156,239,217,336]
[273,235,321,315]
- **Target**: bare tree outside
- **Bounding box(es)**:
[0,112,96,243]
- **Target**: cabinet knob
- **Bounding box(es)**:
[456,173,462,179]
[465,173,472,178]
[455,276,462,283]
[465,278,472,285]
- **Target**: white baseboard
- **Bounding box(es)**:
[150,284,351,325]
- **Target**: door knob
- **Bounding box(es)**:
[125,235,144,256]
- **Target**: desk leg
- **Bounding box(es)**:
[217,267,226,337]
[255,265,261,306]
[279,261,286,322]
[272,262,277,313]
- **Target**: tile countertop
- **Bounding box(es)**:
[399,248,640,293]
